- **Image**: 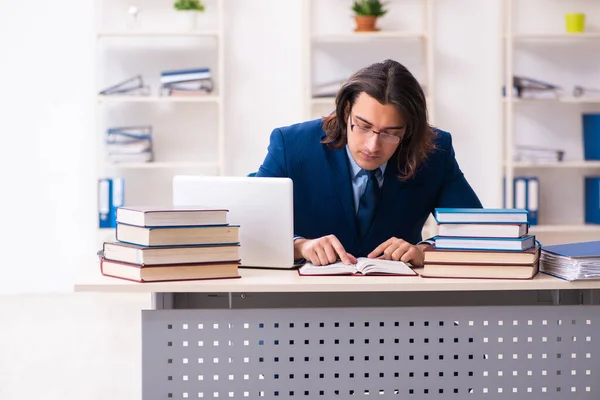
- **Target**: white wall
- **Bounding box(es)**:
[435,0,502,208]
[0,0,97,293]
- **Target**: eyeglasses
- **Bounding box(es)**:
[349,116,404,144]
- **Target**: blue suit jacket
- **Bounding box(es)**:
[256,118,482,257]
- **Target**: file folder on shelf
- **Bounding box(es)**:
[98,178,125,228]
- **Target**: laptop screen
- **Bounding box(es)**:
[172,175,295,269]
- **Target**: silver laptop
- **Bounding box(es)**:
[172,175,296,269]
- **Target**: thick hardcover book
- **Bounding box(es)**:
[420,261,539,280]
[434,234,536,251]
[424,244,540,265]
[434,208,529,224]
[100,258,241,283]
[115,223,239,246]
[102,241,240,265]
[116,205,228,227]
[298,258,417,276]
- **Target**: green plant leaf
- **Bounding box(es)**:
[174,0,205,12]
[351,0,388,17]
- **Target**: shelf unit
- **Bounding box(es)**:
[94,0,225,245]
[507,98,600,104]
[303,0,435,123]
[97,94,222,103]
[97,30,221,38]
[502,0,600,243]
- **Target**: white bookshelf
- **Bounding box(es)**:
[511,161,600,169]
[501,0,600,239]
[103,161,219,170]
[97,30,220,38]
[509,32,600,41]
[530,224,600,234]
[508,97,600,104]
[94,0,226,241]
[311,31,426,43]
[302,0,435,123]
[97,95,222,103]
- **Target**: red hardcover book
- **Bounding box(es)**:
[100,258,241,283]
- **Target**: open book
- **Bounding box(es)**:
[298,257,417,276]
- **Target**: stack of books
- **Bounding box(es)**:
[105,126,154,164]
[421,208,540,279]
[99,206,241,283]
[159,68,214,97]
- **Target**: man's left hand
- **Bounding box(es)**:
[368,237,427,266]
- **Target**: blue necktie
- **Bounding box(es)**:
[357,169,381,240]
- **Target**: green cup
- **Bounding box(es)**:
[565,13,585,33]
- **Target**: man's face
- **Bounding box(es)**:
[346,92,406,171]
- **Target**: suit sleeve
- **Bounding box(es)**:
[255,128,305,254]
[436,134,483,208]
[255,128,289,177]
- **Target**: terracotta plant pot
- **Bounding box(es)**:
[354,15,379,32]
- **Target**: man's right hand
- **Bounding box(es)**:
[294,235,357,266]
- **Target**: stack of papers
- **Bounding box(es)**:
[540,241,600,281]
[105,126,154,163]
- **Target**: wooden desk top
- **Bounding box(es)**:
[75,267,600,293]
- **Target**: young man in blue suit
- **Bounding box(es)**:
[256,59,482,267]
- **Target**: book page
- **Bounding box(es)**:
[356,258,416,275]
[298,261,356,275]
[299,258,416,276]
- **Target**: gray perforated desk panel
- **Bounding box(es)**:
[142,292,600,400]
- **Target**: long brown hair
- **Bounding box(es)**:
[322,59,436,181]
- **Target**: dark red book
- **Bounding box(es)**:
[100,258,241,283]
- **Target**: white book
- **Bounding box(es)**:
[160,72,212,84]
[298,258,416,276]
[438,223,528,238]
[116,205,229,227]
[434,235,536,251]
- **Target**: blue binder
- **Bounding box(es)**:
[585,177,600,224]
[506,176,539,225]
[98,179,111,228]
[583,114,600,160]
[525,177,539,226]
[98,178,125,228]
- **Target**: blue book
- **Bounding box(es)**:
[434,234,536,251]
[161,67,210,76]
[434,208,529,224]
[542,241,600,258]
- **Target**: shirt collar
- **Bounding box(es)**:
[345,144,387,179]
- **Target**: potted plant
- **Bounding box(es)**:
[351,0,388,32]
[174,0,205,31]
